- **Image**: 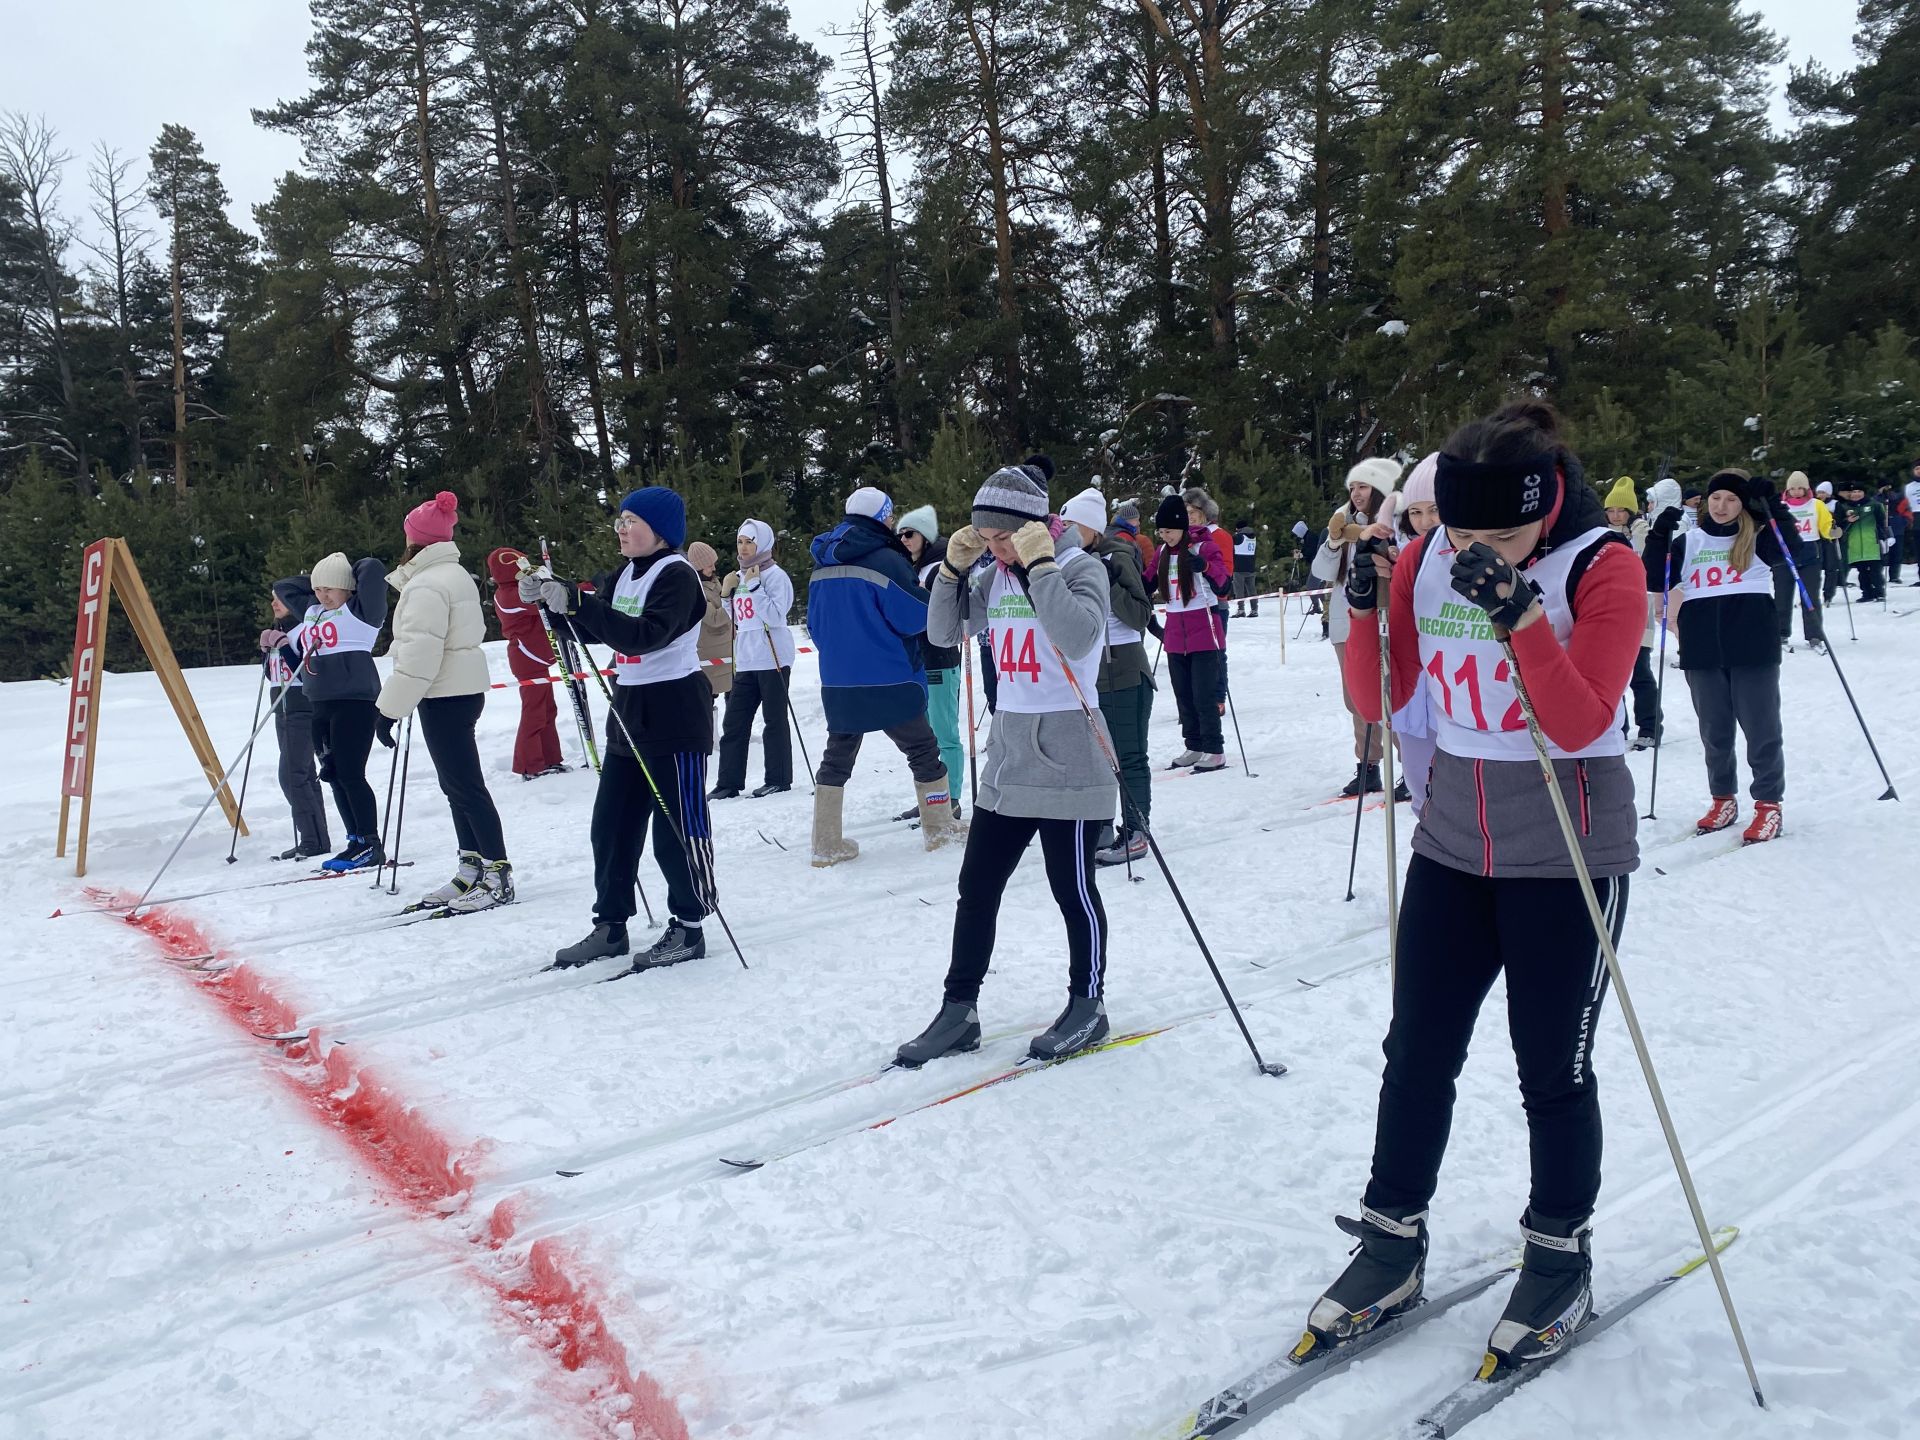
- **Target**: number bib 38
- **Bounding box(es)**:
[1411,527,1626,762]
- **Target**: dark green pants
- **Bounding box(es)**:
[1098,678,1153,834]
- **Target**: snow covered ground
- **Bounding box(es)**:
[6,592,1920,1440]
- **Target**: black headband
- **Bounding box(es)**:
[1434,450,1558,530]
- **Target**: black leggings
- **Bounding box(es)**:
[716,667,792,789]
[943,808,1108,1005]
[591,748,716,927]
[1365,853,1628,1222]
[310,698,379,839]
[417,693,507,859]
[1168,650,1224,754]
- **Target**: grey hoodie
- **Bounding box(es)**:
[928,533,1118,822]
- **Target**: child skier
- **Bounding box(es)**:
[1144,494,1229,772]
[1644,469,1793,844]
[535,487,718,971]
[487,546,568,780]
[896,464,1118,1065]
[1301,399,1645,1374]
[303,551,390,872]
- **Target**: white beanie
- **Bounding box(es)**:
[1345,456,1402,496]
[896,504,937,539]
[737,518,774,554]
[1402,452,1439,509]
[845,486,894,523]
[1291,520,1309,539]
[1816,481,1834,497]
[311,552,355,591]
[1647,477,1683,514]
[1060,487,1107,537]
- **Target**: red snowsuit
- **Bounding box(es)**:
[492,584,565,776]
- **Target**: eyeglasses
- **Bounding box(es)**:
[614,513,641,532]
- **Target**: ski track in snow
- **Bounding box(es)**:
[5,602,1920,1439]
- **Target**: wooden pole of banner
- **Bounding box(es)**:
[56,537,243,877]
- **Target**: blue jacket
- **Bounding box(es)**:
[808,515,929,733]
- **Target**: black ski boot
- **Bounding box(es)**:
[751,782,791,797]
[895,1000,981,1067]
[1485,1212,1593,1369]
[708,785,742,801]
[554,922,629,969]
[1341,764,1384,798]
[1027,996,1109,1060]
[893,804,920,823]
[1299,1205,1429,1355]
[1392,776,1411,804]
[630,921,705,970]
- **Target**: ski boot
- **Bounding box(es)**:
[1166,749,1203,770]
[709,785,743,801]
[554,922,629,969]
[1296,1205,1429,1359]
[916,777,963,850]
[1028,997,1109,1060]
[751,782,792,798]
[321,835,385,874]
[895,1000,981,1068]
[413,851,483,911]
[1392,776,1411,803]
[1484,1212,1593,1370]
[1096,828,1148,867]
[438,860,514,915]
[1695,795,1738,834]
[629,921,705,970]
[1741,801,1781,844]
[1341,764,1383,798]
[1191,754,1228,774]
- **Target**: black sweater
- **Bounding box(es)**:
[1644,512,1787,671]
[570,551,713,757]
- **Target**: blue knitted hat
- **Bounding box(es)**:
[619,486,687,549]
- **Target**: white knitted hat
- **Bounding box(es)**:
[311,552,354,591]
[1345,456,1402,496]
[1060,487,1107,536]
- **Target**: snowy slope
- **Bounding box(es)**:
[5,596,1919,1440]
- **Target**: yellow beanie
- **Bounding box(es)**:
[1602,475,1637,511]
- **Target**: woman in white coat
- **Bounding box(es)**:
[1324,456,1402,795]
[376,490,513,914]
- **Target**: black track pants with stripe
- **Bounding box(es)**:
[1364,852,1628,1222]
[942,808,1108,1006]
[590,749,716,928]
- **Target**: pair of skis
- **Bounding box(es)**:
[1155,1227,1737,1439]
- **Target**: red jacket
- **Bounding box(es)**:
[492,587,557,680]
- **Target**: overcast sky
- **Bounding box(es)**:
[0,0,1864,235]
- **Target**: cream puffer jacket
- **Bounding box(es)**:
[376,540,492,718]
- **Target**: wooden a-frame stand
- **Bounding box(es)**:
[56,537,244,877]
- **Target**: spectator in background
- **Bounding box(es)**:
[1882,483,1910,585]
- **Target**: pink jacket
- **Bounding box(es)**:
[1144,537,1230,654]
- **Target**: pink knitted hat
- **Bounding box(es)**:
[404,490,460,546]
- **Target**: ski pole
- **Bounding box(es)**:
[128,684,296,918]
[1047,635,1284,1077]
[960,579,980,810]
[1375,590,1400,986]
[1499,632,1766,1410]
[1344,724,1374,903]
[1644,566,1673,821]
[1767,516,1897,800]
[762,627,813,794]
[226,663,269,864]
[1840,560,1857,640]
[371,717,403,890]
[386,716,413,896]
[560,610,747,968]
[1204,607,1256,777]
[533,540,601,772]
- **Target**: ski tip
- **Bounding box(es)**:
[718,1157,764,1172]
[48,907,60,918]
[255,1029,309,1044]
[555,1169,583,1178]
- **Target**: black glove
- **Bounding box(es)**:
[1344,536,1389,612]
[375,713,397,749]
[1649,505,1682,539]
[1745,476,1777,522]
[1449,542,1541,631]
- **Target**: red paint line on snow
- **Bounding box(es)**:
[94,891,692,1440]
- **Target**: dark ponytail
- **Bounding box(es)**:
[1443,398,1586,492]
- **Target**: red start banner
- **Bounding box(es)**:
[62,539,110,797]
